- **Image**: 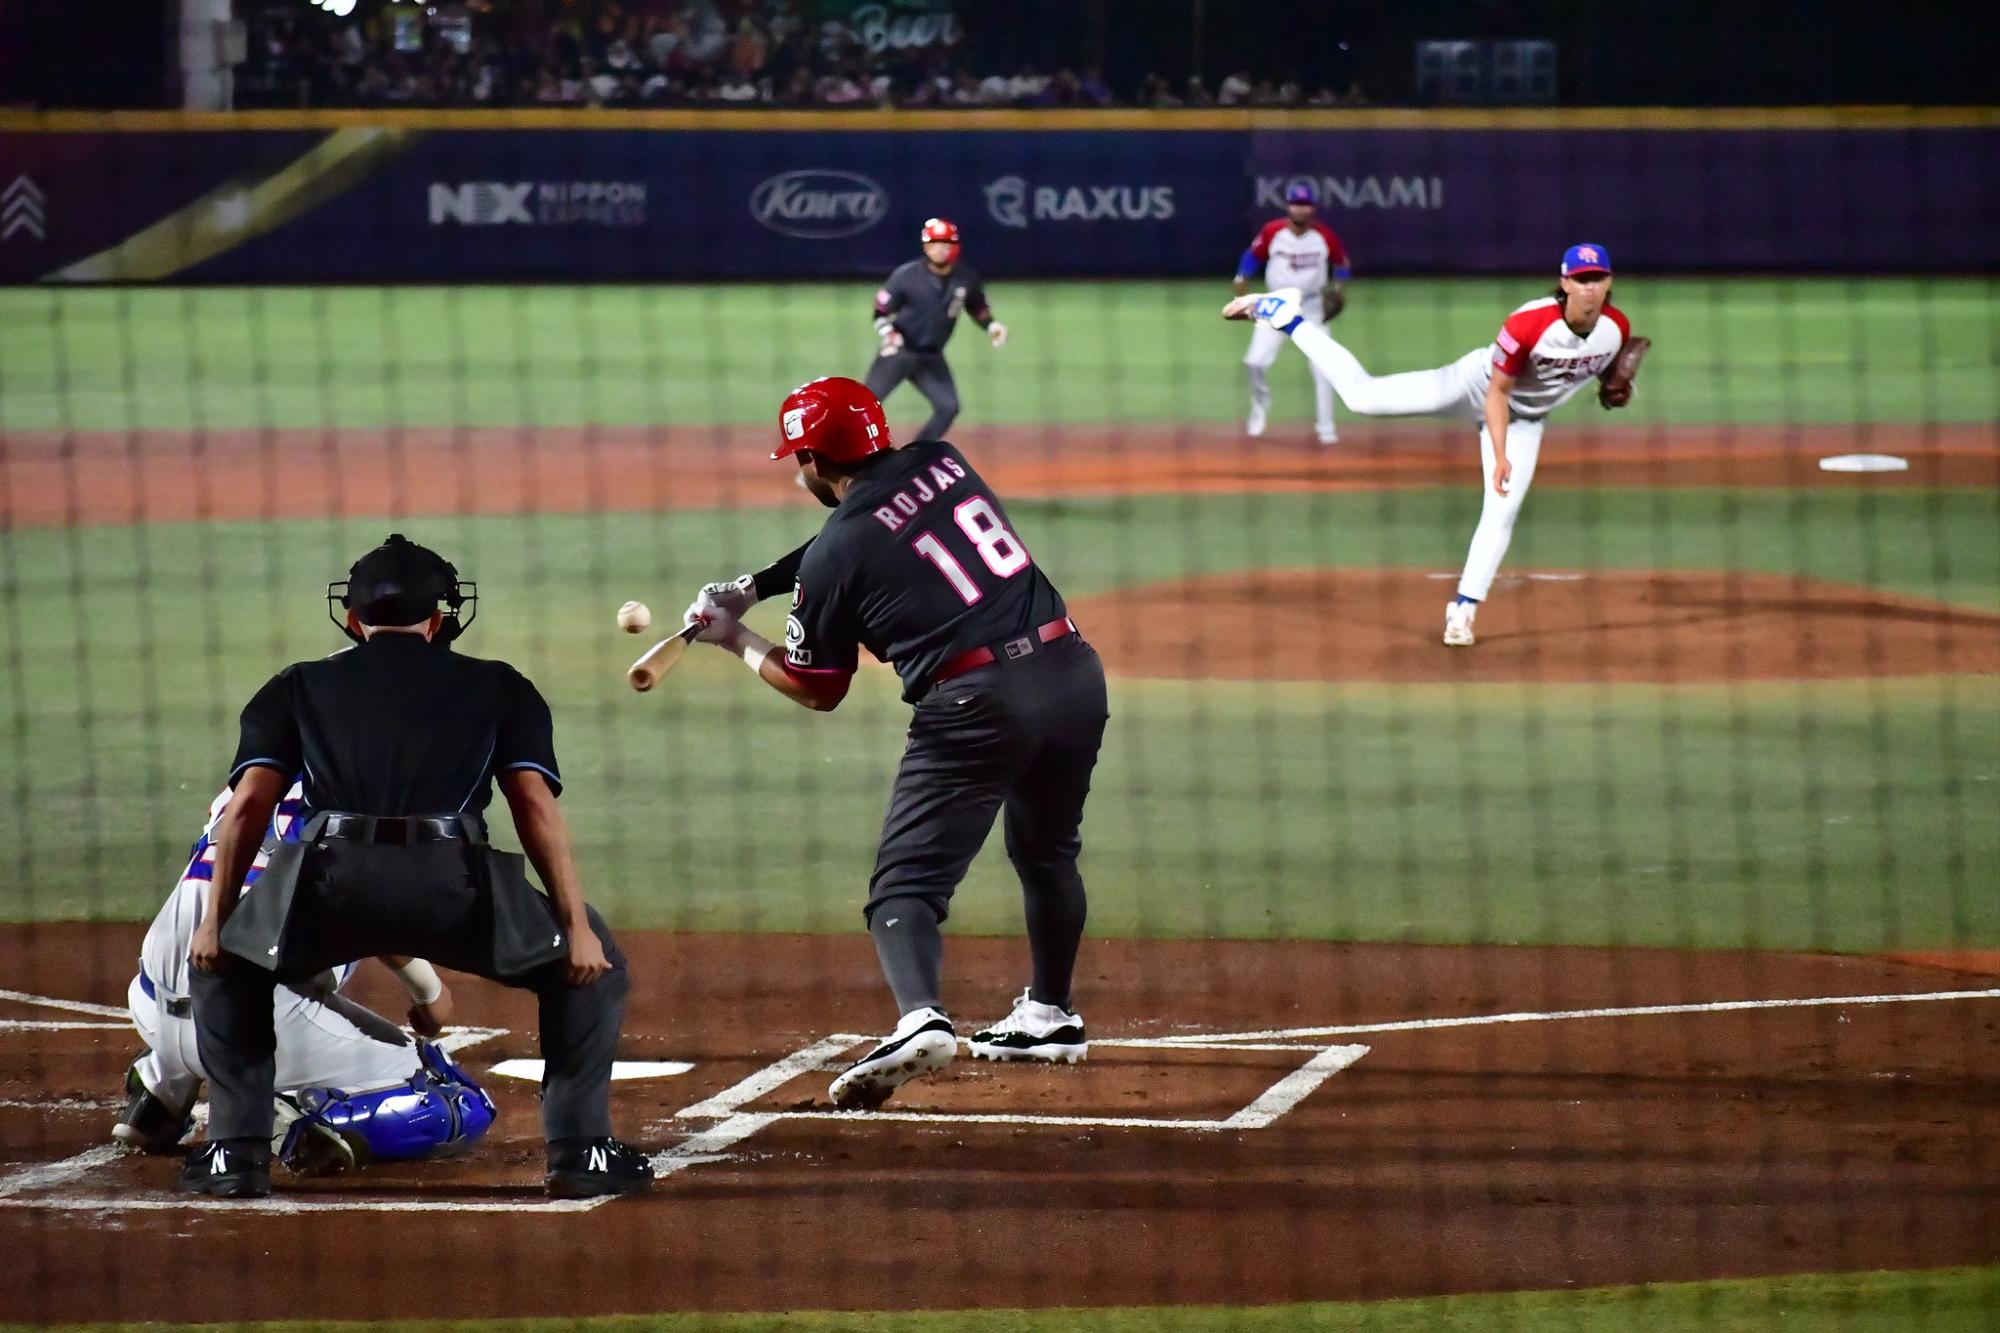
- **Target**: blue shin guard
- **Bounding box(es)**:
[279,1041,497,1172]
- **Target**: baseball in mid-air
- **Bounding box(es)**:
[616,600,652,634]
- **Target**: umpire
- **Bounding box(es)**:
[184,534,651,1200]
[864,216,1008,442]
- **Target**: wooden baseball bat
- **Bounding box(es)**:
[627,621,702,693]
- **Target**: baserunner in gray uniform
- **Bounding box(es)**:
[864,216,1008,442]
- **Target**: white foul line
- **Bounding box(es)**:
[1222,1044,1370,1129]
[673,1034,859,1120]
[0,989,128,1019]
[0,1145,126,1198]
[0,1020,133,1033]
[775,1109,1241,1131]
[0,1193,607,1215]
[649,1113,778,1178]
[1091,1039,1347,1052]
[1139,987,2000,1046]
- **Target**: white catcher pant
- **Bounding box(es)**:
[1288,321,1546,602]
[128,974,421,1114]
[1245,293,1335,435]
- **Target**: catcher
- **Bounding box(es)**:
[1227,243,1649,646]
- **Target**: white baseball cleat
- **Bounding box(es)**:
[1223,288,1305,329]
[1443,600,1477,647]
[1316,426,1339,445]
[829,1007,956,1110]
[969,988,1088,1063]
[1245,404,1268,438]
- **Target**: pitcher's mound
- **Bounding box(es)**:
[1070,570,2000,683]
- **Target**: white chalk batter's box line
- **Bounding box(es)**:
[4,984,1998,1215]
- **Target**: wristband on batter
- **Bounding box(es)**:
[391,957,444,1006]
[715,621,776,674]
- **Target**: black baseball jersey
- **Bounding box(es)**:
[783,442,1067,702]
[229,634,561,820]
[874,260,990,353]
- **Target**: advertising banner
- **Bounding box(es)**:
[0,121,1990,284]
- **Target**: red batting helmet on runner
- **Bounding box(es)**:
[772,376,892,463]
[920,216,961,263]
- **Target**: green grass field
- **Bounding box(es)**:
[9,1265,1999,1333]
[2,277,1995,1328]
[2,278,1997,435]
[2,279,1995,943]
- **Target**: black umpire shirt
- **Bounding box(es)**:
[874,261,990,353]
[779,442,1068,702]
[229,634,561,823]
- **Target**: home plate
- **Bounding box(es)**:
[1819,453,1909,473]
[486,1059,694,1082]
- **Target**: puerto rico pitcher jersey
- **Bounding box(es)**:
[1474,297,1631,419]
[785,442,1068,702]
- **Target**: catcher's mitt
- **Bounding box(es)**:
[1598,335,1650,409]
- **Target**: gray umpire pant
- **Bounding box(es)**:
[193,838,629,1145]
[864,348,961,442]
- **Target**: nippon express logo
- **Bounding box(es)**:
[983,176,1175,230]
[428,181,647,227]
[750,170,888,239]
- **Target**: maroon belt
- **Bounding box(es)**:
[934,617,1079,685]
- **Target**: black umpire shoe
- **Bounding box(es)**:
[178,1140,273,1199]
[545,1136,654,1199]
[111,1062,194,1153]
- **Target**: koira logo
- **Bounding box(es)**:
[750,170,888,239]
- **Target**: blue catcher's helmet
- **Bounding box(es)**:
[279,1041,497,1171]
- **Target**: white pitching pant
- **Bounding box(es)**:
[1285,321,1546,603]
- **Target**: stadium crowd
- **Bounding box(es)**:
[237,0,1368,110]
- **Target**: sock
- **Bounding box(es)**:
[1454,594,1480,607]
[1022,874,1087,1011]
[869,898,944,1016]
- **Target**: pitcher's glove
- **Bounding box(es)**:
[1598,335,1651,409]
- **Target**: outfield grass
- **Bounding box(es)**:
[5,492,1993,949]
[2,278,1995,435]
[10,1265,1998,1332]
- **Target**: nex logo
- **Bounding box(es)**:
[428,182,533,226]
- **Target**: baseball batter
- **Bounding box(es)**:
[682,376,1107,1110]
[1232,182,1351,445]
[865,217,1007,442]
[117,780,495,1174]
[1227,243,1641,646]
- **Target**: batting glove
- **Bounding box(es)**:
[684,607,742,646]
[695,574,759,620]
[875,322,903,356]
[986,321,1009,347]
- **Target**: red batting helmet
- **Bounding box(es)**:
[772,376,892,463]
[919,216,961,263]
